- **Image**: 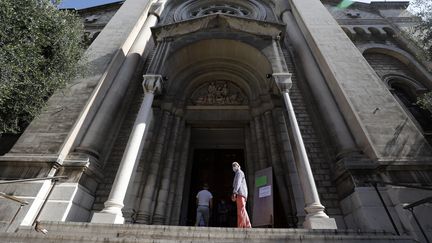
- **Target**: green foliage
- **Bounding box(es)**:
[409,0,432,114]
[417,91,432,114]
[409,0,432,60]
[0,0,84,134]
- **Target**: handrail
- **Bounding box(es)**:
[0,176,67,233]
[366,180,432,191]
[0,176,67,184]
[366,180,431,243]
[368,182,400,235]
[0,192,29,205]
[403,196,432,209]
[1,192,28,232]
[403,197,432,243]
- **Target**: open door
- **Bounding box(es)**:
[186,149,245,227]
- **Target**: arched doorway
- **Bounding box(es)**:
[141,38,298,227]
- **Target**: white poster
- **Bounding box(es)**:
[259,185,272,198]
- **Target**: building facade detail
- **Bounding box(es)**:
[173,0,266,22]
[190,81,248,105]
[0,0,431,242]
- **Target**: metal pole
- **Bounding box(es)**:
[372,183,400,235]
[6,204,24,232]
[0,192,29,205]
[1,192,29,232]
[32,177,62,233]
[408,208,430,243]
[0,176,67,184]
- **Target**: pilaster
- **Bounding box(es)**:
[288,0,432,160]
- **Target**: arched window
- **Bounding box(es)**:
[389,80,432,143]
[363,48,432,145]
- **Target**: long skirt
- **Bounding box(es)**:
[236,195,251,228]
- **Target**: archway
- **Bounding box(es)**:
[148,39,297,227]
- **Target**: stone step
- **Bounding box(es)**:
[0,221,415,243]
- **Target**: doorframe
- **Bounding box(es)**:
[178,125,248,226]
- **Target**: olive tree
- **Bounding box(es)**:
[409,0,432,59]
[408,0,432,114]
[0,0,84,134]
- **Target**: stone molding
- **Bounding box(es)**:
[151,14,285,42]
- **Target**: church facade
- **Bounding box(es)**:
[1,0,431,242]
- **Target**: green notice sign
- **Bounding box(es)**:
[255,176,267,187]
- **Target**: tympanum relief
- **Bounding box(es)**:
[190,81,248,105]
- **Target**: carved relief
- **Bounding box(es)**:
[190,81,248,105]
[174,0,267,22]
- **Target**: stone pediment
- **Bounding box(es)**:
[151,14,285,41]
[189,81,248,106]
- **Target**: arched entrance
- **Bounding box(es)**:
[124,15,302,227]
[128,38,295,227]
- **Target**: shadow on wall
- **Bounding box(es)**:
[0,133,21,156]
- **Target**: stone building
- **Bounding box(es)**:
[0,0,431,242]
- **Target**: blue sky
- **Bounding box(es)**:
[58,0,410,10]
[58,0,122,10]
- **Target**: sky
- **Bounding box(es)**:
[58,0,122,10]
[58,0,410,10]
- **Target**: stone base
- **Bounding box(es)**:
[303,217,338,229]
[91,212,124,224]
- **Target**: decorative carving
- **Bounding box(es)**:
[142,74,163,94]
[273,73,292,92]
[190,81,248,105]
[174,0,266,22]
[189,4,251,18]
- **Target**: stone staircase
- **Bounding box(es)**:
[0,221,416,243]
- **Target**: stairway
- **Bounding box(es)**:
[0,221,416,243]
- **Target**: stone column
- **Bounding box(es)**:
[138,110,172,224]
[244,127,255,209]
[264,111,293,223]
[280,9,357,159]
[91,75,162,224]
[164,120,185,224]
[253,116,268,170]
[169,126,191,225]
[77,0,167,159]
[153,116,182,224]
[274,73,337,229]
[274,108,306,224]
[285,0,431,159]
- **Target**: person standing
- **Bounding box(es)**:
[231,162,251,228]
[195,183,213,226]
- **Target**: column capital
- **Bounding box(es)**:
[273,72,292,92]
[148,0,167,21]
[142,74,163,94]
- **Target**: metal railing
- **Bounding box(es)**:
[404,197,432,243]
[0,176,67,233]
[0,192,28,232]
[366,180,432,243]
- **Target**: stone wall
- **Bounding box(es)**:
[7,0,153,158]
[283,48,345,228]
